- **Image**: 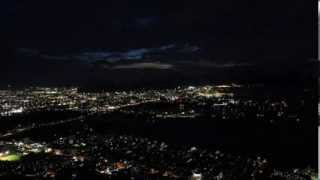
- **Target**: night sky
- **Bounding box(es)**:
[0,0,317,88]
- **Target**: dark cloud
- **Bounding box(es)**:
[134,16,160,28]
[17,48,40,56]
[17,44,200,63]
[112,62,174,70]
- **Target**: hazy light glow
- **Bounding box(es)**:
[0,154,21,162]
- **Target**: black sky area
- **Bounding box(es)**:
[1,1,316,49]
[0,0,317,88]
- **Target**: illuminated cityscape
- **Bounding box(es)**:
[0,85,316,179]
